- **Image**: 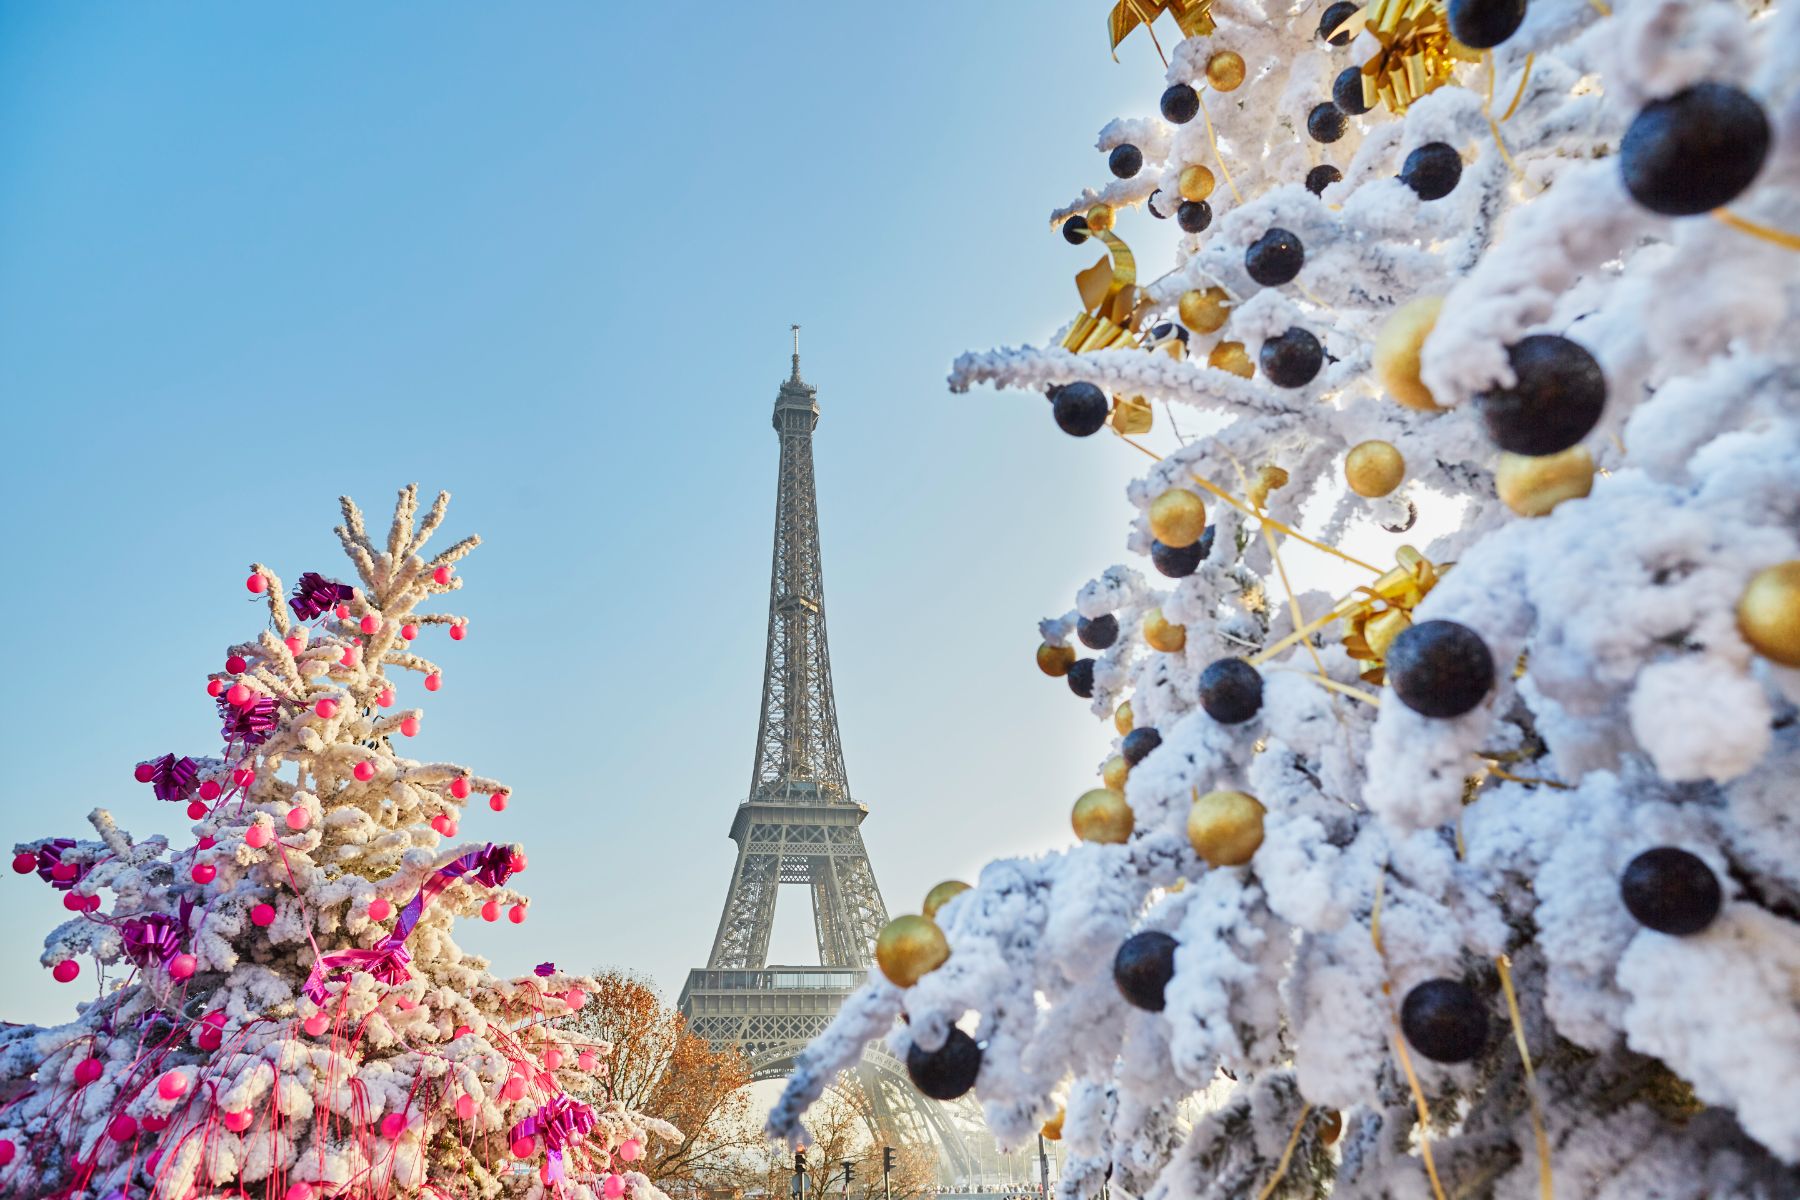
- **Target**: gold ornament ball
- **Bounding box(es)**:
[1178,164,1215,202]
[1209,341,1255,379]
[922,880,971,921]
[1206,50,1246,92]
[1178,286,1231,335]
[1114,700,1135,735]
[1374,296,1445,412]
[1072,788,1134,845]
[1495,445,1595,517]
[875,914,949,987]
[1737,561,1800,667]
[1037,642,1076,677]
[1041,1108,1066,1141]
[1143,607,1188,653]
[1149,488,1207,547]
[1102,755,1131,793]
[1187,790,1265,867]
[1345,441,1406,498]
[1086,203,1116,233]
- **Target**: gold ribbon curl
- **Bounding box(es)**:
[1341,546,1446,683]
[1108,0,1214,59]
[1353,0,1481,115]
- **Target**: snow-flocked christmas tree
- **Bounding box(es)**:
[771,1,1800,1196]
[3,486,675,1200]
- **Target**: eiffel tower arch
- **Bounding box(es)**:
[678,334,996,1185]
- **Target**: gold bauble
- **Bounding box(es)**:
[1086,203,1116,233]
[1208,341,1255,379]
[1114,701,1134,735]
[1374,296,1445,412]
[1344,441,1406,498]
[1177,286,1231,335]
[1495,445,1594,517]
[1149,489,1207,547]
[1737,561,1800,667]
[1143,607,1188,653]
[922,880,970,921]
[1072,788,1134,845]
[875,915,949,987]
[1102,755,1131,793]
[1206,50,1246,91]
[1187,790,1265,867]
[1037,642,1077,677]
[1177,164,1215,202]
[1041,1107,1065,1141]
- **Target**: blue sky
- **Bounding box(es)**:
[0,2,1188,1023]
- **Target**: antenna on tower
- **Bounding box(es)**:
[790,323,802,380]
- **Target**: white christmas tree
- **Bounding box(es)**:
[2,486,676,1200]
[770,1,1800,1197]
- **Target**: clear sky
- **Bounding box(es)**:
[0,2,1195,1024]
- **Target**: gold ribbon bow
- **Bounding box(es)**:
[1349,0,1480,115]
[1341,546,1445,682]
[1108,0,1215,58]
[1061,228,1158,434]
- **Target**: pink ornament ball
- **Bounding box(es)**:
[286,1184,315,1200]
[226,683,251,707]
[52,960,80,983]
[75,1056,104,1085]
[578,1051,596,1072]
[223,1109,253,1133]
[52,861,78,882]
[564,989,587,1011]
[508,904,526,925]
[314,698,338,720]
[187,801,208,820]
[433,566,453,585]
[10,851,35,874]
[450,777,470,799]
[381,1113,406,1139]
[226,655,248,674]
[368,897,392,920]
[245,824,270,849]
[207,679,225,698]
[604,1173,628,1199]
[63,891,86,913]
[620,1138,643,1163]
[442,820,459,838]
[199,779,222,801]
[135,761,157,783]
[198,836,217,850]
[335,603,350,620]
[157,1071,188,1100]
[234,766,256,787]
[430,815,451,836]
[303,1014,329,1037]
[401,623,418,641]
[340,646,359,668]
[511,1136,536,1159]
[424,673,442,693]
[360,614,381,635]
[108,1114,139,1142]
[480,900,499,922]
[510,850,528,874]
[169,954,197,980]
[541,1164,555,1186]
[204,1010,228,1027]
[285,807,311,831]
[251,903,276,927]
[378,687,395,707]
[400,716,420,737]
[489,792,508,812]
[502,1076,526,1101]
[190,864,216,885]
[246,574,266,594]
[455,1094,476,1121]
[450,623,466,642]
[197,1027,222,1051]
[543,1048,563,1070]
[142,1115,167,1133]
[0,1139,14,1166]
[455,1024,473,1039]
[285,635,306,655]
[84,894,103,912]
[353,761,376,782]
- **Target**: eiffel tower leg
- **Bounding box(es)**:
[707,847,779,970]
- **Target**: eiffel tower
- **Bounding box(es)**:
[678,333,988,1181]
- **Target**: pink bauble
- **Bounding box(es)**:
[226,654,248,674]
[285,636,306,655]
[314,698,338,720]
[199,780,222,801]
[134,761,158,783]
[340,646,359,668]
[52,960,79,982]
[541,1163,555,1185]
[142,1115,167,1134]
[489,793,508,812]
[197,1027,222,1051]
[400,716,420,737]
[360,614,381,635]
[204,1010,227,1027]
[433,566,453,585]
[430,815,450,836]
[245,824,270,849]
[286,1184,314,1200]
[620,1137,643,1163]
[190,864,216,885]
[84,894,102,912]
[223,1109,252,1133]
[198,836,216,850]
[226,683,251,707]
[604,1173,628,1199]
[109,1114,139,1142]
[0,1138,14,1165]
[187,801,208,820]
[442,820,458,838]
[480,900,499,922]
[336,602,351,620]
[145,1148,161,1172]
[450,624,467,642]
[157,1071,188,1100]
[502,1076,526,1100]
[353,761,376,782]
[246,574,265,594]
[169,953,197,980]
[285,807,311,831]
[378,687,395,707]
[449,777,470,799]
[510,850,528,874]
[401,623,418,641]
[233,766,256,787]
[368,898,392,921]
[303,1014,329,1037]
[508,904,526,925]
[578,1051,596,1072]
[51,862,77,881]
[455,1094,476,1120]
[424,673,442,692]
[543,1048,563,1070]
[207,678,225,698]
[251,903,276,927]
[565,989,587,1011]
[510,1136,535,1158]
[63,891,85,913]
[381,1113,406,1139]
[454,1024,473,1039]
[74,1056,104,1085]
[10,852,35,874]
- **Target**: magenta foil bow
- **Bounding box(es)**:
[34,839,88,891]
[510,1095,596,1183]
[302,843,517,1003]
[289,572,355,621]
[142,754,200,803]
[534,962,557,978]
[121,899,195,970]
[219,695,280,745]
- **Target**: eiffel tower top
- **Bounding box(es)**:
[750,330,850,805]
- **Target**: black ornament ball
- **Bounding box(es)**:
[1332,67,1372,115]
[1078,613,1120,650]
[1621,847,1722,936]
[906,1028,982,1100]
[1062,215,1091,245]
[1147,189,1171,219]
[1161,83,1200,124]
[1199,658,1263,724]
[1473,335,1607,456]
[1150,321,1189,347]
[1260,327,1325,388]
[1319,1,1359,44]
[1151,528,1213,577]
[1401,142,1463,200]
[1307,102,1348,144]
[1121,727,1162,767]
[1051,381,1110,437]
[1245,228,1305,287]
[1620,83,1771,217]
[1066,658,1096,699]
[1306,165,1343,196]
[1448,0,1526,48]
[1177,200,1213,234]
[1386,620,1494,718]
[1400,979,1490,1063]
[1113,931,1179,1011]
[1109,143,1145,179]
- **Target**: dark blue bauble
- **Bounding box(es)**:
[1621,847,1722,935]
[1245,228,1304,287]
[1121,727,1162,767]
[1307,102,1348,144]
[1066,658,1096,698]
[1386,620,1494,718]
[906,1028,982,1100]
[1161,83,1200,124]
[1621,83,1770,216]
[1472,335,1606,456]
[1402,142,1463,200]
[1113,930,1179,1011]
[1448,0,1526,47]
[1109,144,1144,179]
[1318,1,1359,44]
[1401,979,1490,1063]
[1051,381,1110,437]
[1306,165,1343,196]
[1199,658,1263,724]
[1332,67,1371,115]
[1078,613,1120,650]
[1261,327,1324,388]
[1062,215,1091,245]
[1177,200,1213,234]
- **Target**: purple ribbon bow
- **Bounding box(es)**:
[142,754,199,803]
[289,572,355,621]
[121,899,195,970]
[510,1095,596,1183]
[219,695,280,745]
[35,838,88,891]
[534,962,557,978]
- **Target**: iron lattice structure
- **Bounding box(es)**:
[679,336,1000,1185]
